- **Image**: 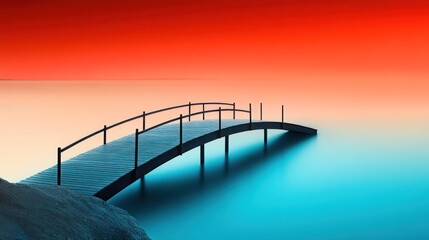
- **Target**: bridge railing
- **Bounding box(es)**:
[132,107,254,170]
[57,101,284,185]
[57,102,231,185]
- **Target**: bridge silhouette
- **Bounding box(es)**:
[20,102,317,200]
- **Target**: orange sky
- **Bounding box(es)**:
[1,0,428,80]
[1,1,428,182]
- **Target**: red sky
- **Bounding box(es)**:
[1,1,429,182]
[0,0,428,80]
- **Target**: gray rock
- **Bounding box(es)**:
[0,178,150,239]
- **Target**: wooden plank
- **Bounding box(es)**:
[20,119,316,198]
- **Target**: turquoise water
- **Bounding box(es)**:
[2,80,427,239]
[109,123,429,239]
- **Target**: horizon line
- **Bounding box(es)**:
[0,78,281,81]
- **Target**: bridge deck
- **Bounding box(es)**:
[20,119,252,196]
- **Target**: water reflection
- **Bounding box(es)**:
[110,131,314,218]
[109,127,429,240]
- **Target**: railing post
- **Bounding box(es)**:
[135,129,139,171]
[142,111,146,131]
[249,103,252,129]
[57,147,61,185]
[179,114,183,154]
[202,103,205,120]
[233,102,236,119]
[103,125,107,145]
[218,107,221,137]
[188,102,191,121]
[282,105,284,128]
[260,102,263,120]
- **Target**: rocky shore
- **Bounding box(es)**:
[0,178,150,239]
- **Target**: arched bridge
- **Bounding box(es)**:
[20,102,317,200]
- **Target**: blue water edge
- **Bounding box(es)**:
[109,128,429,240]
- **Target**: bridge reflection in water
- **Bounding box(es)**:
[110,131,314,217]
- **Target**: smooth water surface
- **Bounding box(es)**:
[109,124,429,239]
[1,80,428,239]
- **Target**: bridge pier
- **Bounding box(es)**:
[224,154,229,174]
[225,135,229,154]
[264,129,268,147]
[200,144,205,165]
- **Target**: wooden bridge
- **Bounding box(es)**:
[20,102,317,200]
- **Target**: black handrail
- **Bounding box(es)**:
[60,102,234,152]
[133,107,252,171]
[61,128,105,152]
[137,108,250,135]
[109,102,233,130]
[55,101,277,186]
[57,102,239,185]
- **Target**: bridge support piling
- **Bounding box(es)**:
[224,154,229,174]
[200,145,205,165]
[225,135,229,154]
[264,129,268,146]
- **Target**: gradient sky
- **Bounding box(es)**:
[3,3,429,238]
[1,0,429,183]
[1,0,428,80]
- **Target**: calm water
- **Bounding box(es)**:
[1,80,428,239]
[109,123,429,239]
